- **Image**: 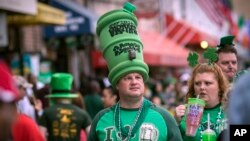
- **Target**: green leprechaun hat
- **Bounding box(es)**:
[46,73,78,98]
[96,2,149,87]
[217,35,235,48]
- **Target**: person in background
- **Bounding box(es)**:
[150,95,164,106]
[27,73,45,94]
[143,82,152,99]
[214,37,246,139]
[39,73,91,141]
[0,60,45,141]
[102,86,118,108]
[88,2,182,140]
[84,79,104,119]
[13,75,37,121]
[72,92,88,141]
[151,81,165,105]
[0,61,20,141]
[221,72,250,141]
[176,73,190,105]
[35,75,51,110]
[72,92,86,110]
[216,36,238,83]
[163,77,177,114]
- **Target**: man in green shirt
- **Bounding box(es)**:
[88,2,182,141]
[39,73,91,141]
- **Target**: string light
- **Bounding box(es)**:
[200,41,208,49]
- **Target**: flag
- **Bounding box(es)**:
[218,0,238,35]
[195,0,225,27]
[237,18,250,49]
[195,0,238,35]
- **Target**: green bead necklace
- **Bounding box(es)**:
[198,106,228,141]
[114,99,144,141]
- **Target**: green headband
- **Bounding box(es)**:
[187,47,218,68]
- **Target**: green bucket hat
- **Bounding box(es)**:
[96,2,149,87]
[46,73,78,98]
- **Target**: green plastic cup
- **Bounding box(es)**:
[202,129,217,141]
[185,98,205,136]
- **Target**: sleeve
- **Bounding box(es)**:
[179,117,188,140]
[87,112,100,141]
[224,73,250,141]
[154,106,183,141]
[165,112,183,141]
[229,73,250,124]
[87,108,111,141]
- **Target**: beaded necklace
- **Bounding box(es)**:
[114,99,144,141]
[198,106,227,141]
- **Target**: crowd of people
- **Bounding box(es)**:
[0,2,249,141]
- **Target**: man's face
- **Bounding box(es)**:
[217,52,238,82]
[116,73,144,100]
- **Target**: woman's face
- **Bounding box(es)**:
[194,72,220,108]
[102,89,116,108]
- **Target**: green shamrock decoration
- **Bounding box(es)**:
[187,52,199,68]
[203,47,218,65]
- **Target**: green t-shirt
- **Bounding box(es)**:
[179,104,227,141]
[39,103,91,141]
[88,99,182,141]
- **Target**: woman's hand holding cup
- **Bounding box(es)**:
[175,104,186,124]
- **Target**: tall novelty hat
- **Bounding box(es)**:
[217,35,235,49]
[96,2,149,87]
[46,73,78,98]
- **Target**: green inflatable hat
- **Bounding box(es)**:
[96,2,149,87]
[46,73,78,98]
[217,35,235,48]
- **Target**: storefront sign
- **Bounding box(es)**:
[0,0,36,15]
[52,11,87,35]
[7,2,65,25]
[43,0,97,38]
